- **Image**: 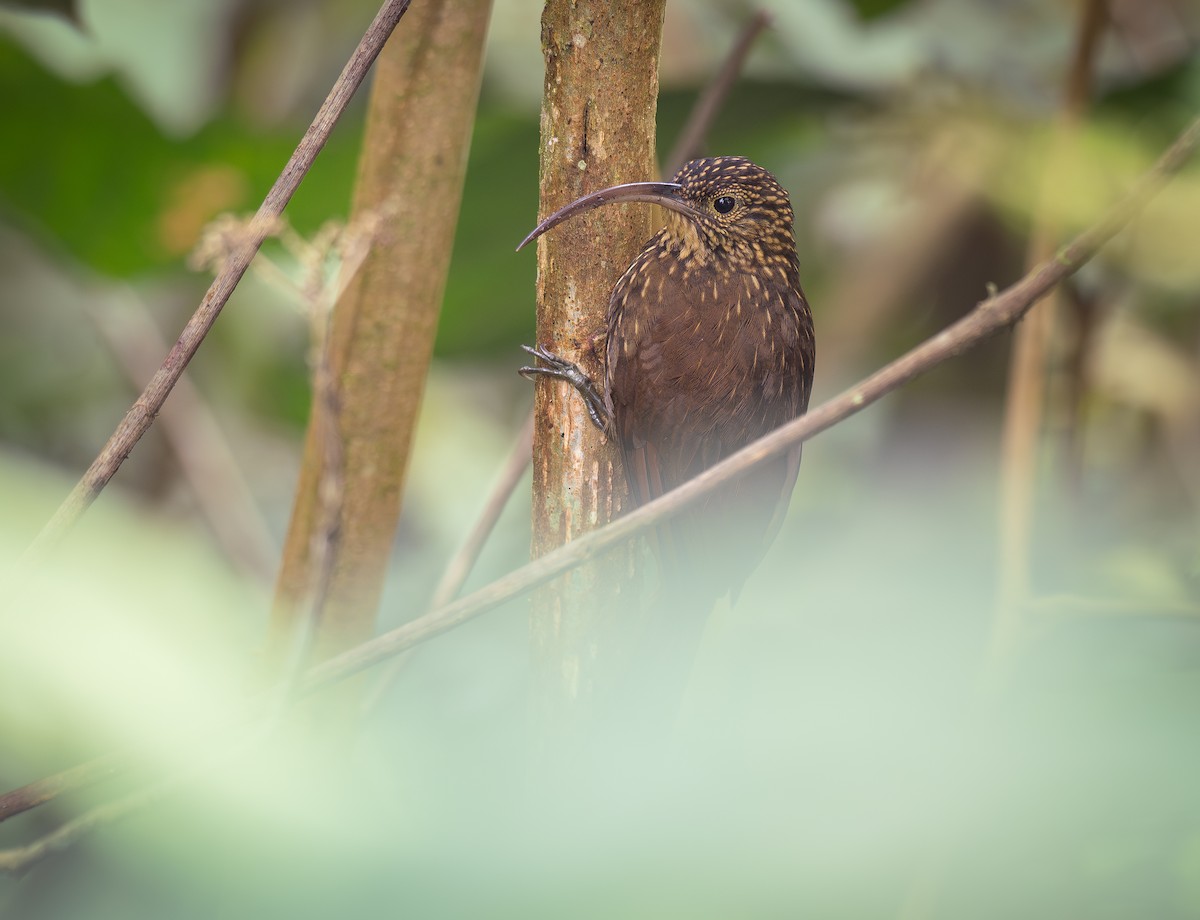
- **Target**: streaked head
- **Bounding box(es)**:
[518,156,796,263]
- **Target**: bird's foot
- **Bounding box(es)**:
[519,344,612,436]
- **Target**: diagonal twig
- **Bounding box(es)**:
[0,752,126,825]
[264,249,352,717]
[0,727,263,877]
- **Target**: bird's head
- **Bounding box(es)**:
[518,156,797,272]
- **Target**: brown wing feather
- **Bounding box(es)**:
[605,240,814,599]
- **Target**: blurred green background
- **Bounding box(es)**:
[2,0,1200,916]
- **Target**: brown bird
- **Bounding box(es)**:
[520,156,815,604]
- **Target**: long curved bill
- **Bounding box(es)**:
[517,181,691,251]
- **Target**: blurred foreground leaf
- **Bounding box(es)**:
[0,0,76,20]
[846,0,917,22]
[0,452,262,780]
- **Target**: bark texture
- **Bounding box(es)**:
[530,0,667,730]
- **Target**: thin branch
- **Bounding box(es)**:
[0,728,263,877]
[0,780,180,877]
[664,10,773,177]
[361,411,535,715]
[267,262,347,715]
[0,752,125,823]
[2,112,1197,857]
[15,0,413,573]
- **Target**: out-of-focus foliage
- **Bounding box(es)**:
[845,0,915,22]
[2,0,1200,916]
[0,36,359,275]
[0,0,77,20]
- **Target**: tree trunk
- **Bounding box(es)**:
[529,0,667,739]
[270,0,493,713]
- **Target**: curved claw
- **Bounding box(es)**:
[517,343,612,436]
[517,343,561,375]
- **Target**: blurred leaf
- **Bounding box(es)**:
[0,452,261,777]
[436,109,539,357]
[845,0,917,22]
[986,117,1177,237]
[0,36,360,276]
[0,0,77,20]
[1100,53,1200,119]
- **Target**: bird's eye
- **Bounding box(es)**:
[714,195,736,214]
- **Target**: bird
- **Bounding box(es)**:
[519,155,815,609]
